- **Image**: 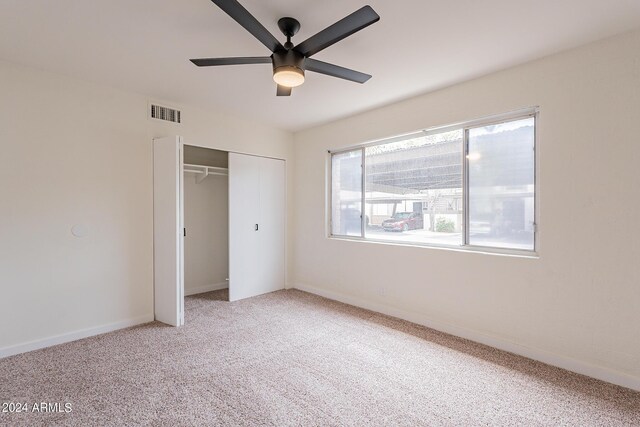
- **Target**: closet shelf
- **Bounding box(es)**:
[184,163,228,183]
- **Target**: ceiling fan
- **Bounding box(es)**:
[190,0,380,96]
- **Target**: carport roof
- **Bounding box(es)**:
[340,126,534,193]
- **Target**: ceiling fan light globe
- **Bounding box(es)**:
[273,67,305,88]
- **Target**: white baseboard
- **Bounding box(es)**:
[184,281,228,296]
[0,314,154,359]
[293,283,640,392]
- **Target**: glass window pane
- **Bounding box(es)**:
[364,129,463,246]
[331,150,363,236]
[468,117,535,250]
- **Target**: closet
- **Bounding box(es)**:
[183,146,229,298]
[152,136,285,327]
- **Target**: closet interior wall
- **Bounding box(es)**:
[183,145,229,296]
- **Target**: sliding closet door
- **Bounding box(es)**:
[228,153,261,302]
[258,157,286,295]
[228,153,285,302]
[153,136,184,326]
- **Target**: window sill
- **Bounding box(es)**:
[327,235,539,259]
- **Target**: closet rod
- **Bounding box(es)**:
[184,163,228,172]
[184,169,228,175]
[183,163,228,184]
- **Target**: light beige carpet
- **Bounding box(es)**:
[1,289,639,426]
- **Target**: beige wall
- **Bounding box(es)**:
[184,171,229,294]
[292,30,640,389]
[0,59,294,354]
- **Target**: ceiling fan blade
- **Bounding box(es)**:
[210,0,284,52]
[190,57,272,67]
[306,58,371,83]
[293,5,380,58]
[276,85,292,96]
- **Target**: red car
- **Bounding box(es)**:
[382,212,424,232]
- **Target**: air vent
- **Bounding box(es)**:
[150,104,181,124]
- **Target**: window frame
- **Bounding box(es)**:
[328,108,539,257]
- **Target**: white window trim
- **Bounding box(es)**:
[327,107,539,257]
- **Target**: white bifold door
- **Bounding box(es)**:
[228,153,285,302]
[153,136,184,326]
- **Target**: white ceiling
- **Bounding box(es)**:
[2,0,640,131]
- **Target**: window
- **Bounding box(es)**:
[331,149,363,237]
[467,118,535,250]
[329,110,537,253]
[364,129,463,246]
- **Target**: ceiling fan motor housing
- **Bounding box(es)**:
[272,49,306,76]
